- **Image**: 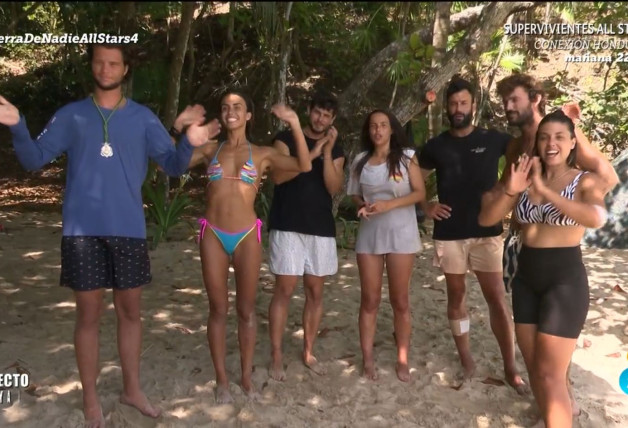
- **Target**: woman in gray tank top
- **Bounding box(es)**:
[347,109,425,382]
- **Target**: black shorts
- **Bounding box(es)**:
[60,236,152,291]
[512,245,589,339]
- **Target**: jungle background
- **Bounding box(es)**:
[0,1,626,248]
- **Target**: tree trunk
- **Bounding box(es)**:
[186,2,209,102]
[163,2,198,129]
[58,4,91,95]
[277,3,293,107]
[390,2,541,127]
[389,2,412,109]
[227,2,236,45]
[160,2,198,201]
[427,2,451,139]
[118,2,136,97]
[8,2,42,33]
[477,14,513,126]
[292,27,308,79]
[337,2,539,120]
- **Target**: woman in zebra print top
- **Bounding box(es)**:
[490,110,609,428]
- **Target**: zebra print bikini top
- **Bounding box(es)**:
[515,171,586,226]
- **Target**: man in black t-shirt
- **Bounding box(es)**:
[267,90,345,380]
[418,77,527,393]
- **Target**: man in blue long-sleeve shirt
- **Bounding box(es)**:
[0,43,219,427]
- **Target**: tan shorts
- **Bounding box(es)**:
[433,236,503,274]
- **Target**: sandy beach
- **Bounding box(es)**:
[1,210,627,427]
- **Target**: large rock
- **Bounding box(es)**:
[582,149,628,249]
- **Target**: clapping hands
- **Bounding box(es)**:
[187,118,221,147]
[0,95,20,127]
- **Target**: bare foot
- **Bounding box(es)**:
[268,359,286,381]
[396,362,410,383]
[303,354,327,376]
[119,392,161,419]
[215,384,234,404]
[506,370,530,396]
[241,382,260,402]
[461,360,476,380]
[83,405,105,428]
[362,361,378,381]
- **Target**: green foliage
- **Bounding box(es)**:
[555,2,577,23]
[497,155,507,181]
[480,31,524,73]
[386,22,435,88]
[290,2,325,34]
[142,171,194,250]
[337,217,359,250]
[580,77,628,158]
[252,2,280,48]
[498,52,525,73]
[255,185,272,225]
[352,3,397,55]
[136,2,176,21]
[132,60,170,111]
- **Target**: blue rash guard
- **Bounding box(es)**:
[9,97,194,239]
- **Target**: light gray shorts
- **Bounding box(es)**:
[269,230,338,276]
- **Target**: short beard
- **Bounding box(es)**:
[506,108,534,127]
[307,124,329,137]
[94,79,123,91]
[447,112,472,129]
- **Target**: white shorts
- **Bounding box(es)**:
[269,230,338,276]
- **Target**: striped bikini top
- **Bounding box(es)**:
[207,141,258,190]
[515,171,586,226]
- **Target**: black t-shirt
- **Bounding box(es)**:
[268,130,345,237]
[418,127,512,240]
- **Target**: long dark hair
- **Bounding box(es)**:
[534,109,578,173]
[219,89,255,141]
[353,109,411,179]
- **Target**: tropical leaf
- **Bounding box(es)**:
[499,52,525,72]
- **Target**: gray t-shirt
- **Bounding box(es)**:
[347,149,422,254]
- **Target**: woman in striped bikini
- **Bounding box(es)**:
[488,110,609,428]
[188,90,312,403]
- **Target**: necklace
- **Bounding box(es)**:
[92,95,125,158]
[544,168,571,185]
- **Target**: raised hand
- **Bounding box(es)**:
[271,104,299,126]
[425,202,452,221]
[0,95,20,126]
[561,101,581,125]
[312,136,330,158]
[186,118,221,147]
[206,118,222,140]
[528,156,547,196]
[506,153,533,195]
[174,104,206,131]
[323,126,338,154]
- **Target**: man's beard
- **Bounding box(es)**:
[506,107,534,127]
[94,78,124,91]
[447,112,472,129]
[309,123,330,136]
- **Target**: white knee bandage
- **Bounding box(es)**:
[449,318,470,336]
